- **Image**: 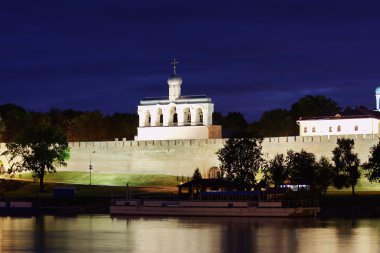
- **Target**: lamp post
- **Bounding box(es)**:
[89,151,95,185]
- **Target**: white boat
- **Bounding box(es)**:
[110,200,320,217]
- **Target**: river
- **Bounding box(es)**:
[0,216,379,253]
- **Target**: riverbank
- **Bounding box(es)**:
[1,179,380,217]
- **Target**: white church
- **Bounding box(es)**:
[297,86,380,136]
[135,60,222,141]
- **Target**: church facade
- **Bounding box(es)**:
[297,86,380,137]
[136,60,221,140]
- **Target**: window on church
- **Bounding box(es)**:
[303,127,307,133]
[329,127,332,132]
[312,127,316,133]
[160,114,163,126]
[355,125,358,131]
[337,125,341,132]
[196,108,203,125]
[173,113,178,126]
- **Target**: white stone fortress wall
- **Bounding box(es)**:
[2,134,377,178]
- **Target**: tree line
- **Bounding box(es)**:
[215,137,380,196]
[0,104,138,142]
[0,94,370,142]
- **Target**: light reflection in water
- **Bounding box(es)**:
[0,216,379,253]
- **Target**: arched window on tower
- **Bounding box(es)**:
[337,125,341,132]
[312,127,316,133]
[329,126,332,132]
[156,108,163,126]
[173,113,178,126]
[196,108,203,125]
[144,111,151,127]
[183,108,191,125]
[303,127,307,133]
[168,107,176,126]
[354,125,359,131]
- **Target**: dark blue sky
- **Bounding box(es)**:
[1,0,380,121]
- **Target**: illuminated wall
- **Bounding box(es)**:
[1,133,378,178]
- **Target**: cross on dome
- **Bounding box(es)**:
[171,58,179,74]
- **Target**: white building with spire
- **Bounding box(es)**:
[135,59,222,141]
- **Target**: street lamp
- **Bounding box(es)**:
[89,151,95,185]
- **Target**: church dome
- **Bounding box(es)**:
[376,86,380,94]
[167,73,182,86]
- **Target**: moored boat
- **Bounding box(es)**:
[110,199,320,217]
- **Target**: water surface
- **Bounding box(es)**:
[0,216,379,253]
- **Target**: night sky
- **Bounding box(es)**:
[1,1,380,121]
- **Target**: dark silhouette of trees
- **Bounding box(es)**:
[216,138,264,185]
[363,140,380,183]
[286,149,317,180]
[332,138,360,196]
[192,168,202,181]
[314,156,335,195]
[262,151,336,195]
[254,109,296,137]
[262,153,288,187]
[0,104,32,142]
[291,95,341,119]
[2,125,69,192]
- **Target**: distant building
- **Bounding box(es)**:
[297,87,380,136]
[136,59,221,140]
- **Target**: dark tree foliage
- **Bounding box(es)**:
[262,151,336,194]
[192,168,203,181]
[48,109,83,134]
[332,138,360,196]
[363,140,380,183]
[223,112,248,137]
[286,149,317,180]
[212,112,225,126]
[68,111,108,141]
[0,104,32,142]
[216,138,264,185]
[261,153,288,187]
[291,95,341,119]
[314,156,335,196]
[105,113,138,140]
[0,116,5,141]
[254,109,296,137]
[2,125,69,192]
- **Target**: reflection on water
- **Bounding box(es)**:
[0,216,379,253]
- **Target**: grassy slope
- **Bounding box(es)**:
[1,171,179,187]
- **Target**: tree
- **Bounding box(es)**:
[363,140,380,183]
[192,168,203,181]
[2,125,69,192]
[291,95,341,119]
[254,109,296,137]
[0,103,32,142]
[286,149,317,181]
[0,116,5,141]
[332,138,360,196]
[68,111,108,141]
[223,112,248,137]
[261,153,288,187]
[216,138,264,185]
[314,156,335,195]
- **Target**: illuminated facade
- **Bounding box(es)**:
[298,86,380,136]
[136,60,221,140]
[297,115,379,136]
